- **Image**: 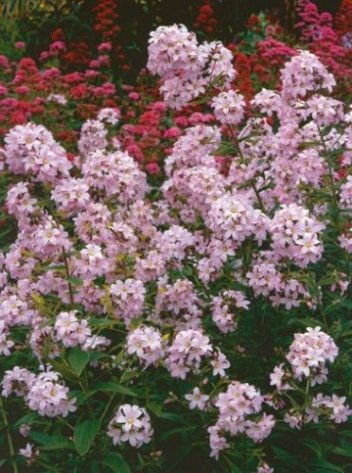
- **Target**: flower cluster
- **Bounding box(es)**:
[270,204,324,268]
[165,329,213,379]
[270,327,339,389]
[126,325,164,367]
[209,381,275,459]
[211,90,246,126]
[0,16,352,473]
[2,368,76,417]
[211,290,249,333]
[147,24,235,108]
[107,404,153,447]
[269,327,351,431]
[286,326,338,381]
[193,1,217,35]
[4,122,72,184]
[109,279,146,326]
[54,311,91,348]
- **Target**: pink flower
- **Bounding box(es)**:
[145,162,161,174]
[97,42,112,52]
[128,92,140,100]
[185,387,209,410]
[15,41,26,50]
[107,404,153,448]
[211,90,245,126]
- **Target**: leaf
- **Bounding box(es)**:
[74,419,101,456]
[91,381,137,397]
[14,412,39,427]
[68,276,83,286]
[311,460,344,472]
[103,453,131,473]
[50,360,80,383]
[157,412,189,424]
[222,456,243,473]
[301,438,323,458]
[68,348,90,376]
[159,425,196,440]
[29,431,73,451]
[272,446,299,464]
[147,402,162,417]
[333,440,352,458]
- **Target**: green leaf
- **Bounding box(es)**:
[29,431,73,451]
[68,276,83,286]
[91,381,137,397]
[147,402,162,417]
[333,440,352,458]
[103,453,131,473]
[50,360,80,383]
[301,439,323,457]
[68,348,90,375]
[159,425,197,440]
[74,419,101,456]
[14,412,39,427]
[222,455,243,473]
[311,460,344,472]
[157,412,189,424]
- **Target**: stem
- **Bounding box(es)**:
[308,269,328,330]
[61,247,74,307]
[100,360,135,422]
[83,371,93,418]
[281,390,301,409]
[302,378,311,424]
[100,393,116,422]
[250,180,266,213]
[228,124,266,213]
[0,397,18,473]
[317,126,339,213]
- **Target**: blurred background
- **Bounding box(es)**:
[0,0,346,79]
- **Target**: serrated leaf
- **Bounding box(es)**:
[103,453,131,473]
[74,419,101,456]
[68,348,90,375]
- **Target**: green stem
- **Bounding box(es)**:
[100,393,117,422]
[61,248,74,307]
[0,397,18,473]
[250,180,266,213]
[308,268,328,330]
[228,124,266,213]
[302,378,311,424]
[317,126,339,214]
[83,371,93,418]
[281,390,301,409]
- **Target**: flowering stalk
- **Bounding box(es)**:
[317,126,339,215]
[0,397,18,473]
[228,123,266,213]
[61,247,74,307]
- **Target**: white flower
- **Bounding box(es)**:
[185,387,209,410]
[107,404,153,448]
